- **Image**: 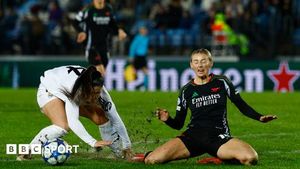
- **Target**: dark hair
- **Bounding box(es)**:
[63,66,104,105]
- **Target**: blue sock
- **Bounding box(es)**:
[143,75,148,89]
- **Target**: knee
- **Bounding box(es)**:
[62,125,70,131]
[239,152,258,165]
[55,123,70,131]
[144,154,163,164]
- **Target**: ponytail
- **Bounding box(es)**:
[62,66,104,105]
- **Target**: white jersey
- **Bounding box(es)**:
[40,65,98,146]
[40,65,85,101]
[39,65,131,148]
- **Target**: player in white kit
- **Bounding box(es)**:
[17,65,132,160]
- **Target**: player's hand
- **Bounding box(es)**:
[118,29,127,40]
[94,140,112,147]
[77,32,87,43]
[156,108,169,122]
[122,148,134,161]
[259,115,277,123]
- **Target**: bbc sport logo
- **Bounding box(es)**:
[6,144,79,154]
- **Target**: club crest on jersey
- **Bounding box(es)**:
[211,87,220,92]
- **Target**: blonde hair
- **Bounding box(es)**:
[190,48,213,62]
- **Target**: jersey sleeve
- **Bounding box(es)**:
[65,100,97,147]
[165,88,188,130]
[221,76,263,121]
[73,8,89,33]
[107,7,119,35]
[100,86,132,149]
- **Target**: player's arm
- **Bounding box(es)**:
[65,101,111,147]
[108,12,119,35]
[73,9,88,33]
[223,77,277,122]
[107,7,127,40]
[100,86,132,149]
[73,9,89,43]
[157,89,188,130]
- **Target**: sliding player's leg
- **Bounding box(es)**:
[144,138,190,164]
[217,138,258,165]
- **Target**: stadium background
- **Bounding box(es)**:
[0,0,300,92]
[0,1,300,168]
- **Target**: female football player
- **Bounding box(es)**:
[144,49,277,165]
[73,0,127,75]
[17,65,132,160]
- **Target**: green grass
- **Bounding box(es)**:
[0,88,300,169]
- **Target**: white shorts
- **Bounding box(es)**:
[37,84,58,109]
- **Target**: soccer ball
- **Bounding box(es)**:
[41,138,71,165]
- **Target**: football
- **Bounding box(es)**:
[41,138,71,165]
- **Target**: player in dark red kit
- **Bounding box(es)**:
[73,0,127,75]
[144,48,277,165]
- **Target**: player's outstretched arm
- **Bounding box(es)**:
[155,108,169,122]
[94,140,112,147]
[259,115,277,123]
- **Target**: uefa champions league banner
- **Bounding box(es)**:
[0,57,300,92]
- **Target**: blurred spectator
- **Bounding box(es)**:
[225,0,244,31]
[264,0,281,58]
[202,1,218,35]
[166,0,183,28]
[46,0,65,54]
[279,0,293,41]
[294,0,300,27]
[149,2,168,29]
[0,7,19,54]
[201,0,220,12]
[181,0,193,12]
[48,0,63,23]
[239,1,263,57]
[179,10,193,29]
[0,0,299,58]
[64,0,82,12]
[19,4,46,54]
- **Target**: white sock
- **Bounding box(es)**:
[30,124,68,145]
[99,121,122,157]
